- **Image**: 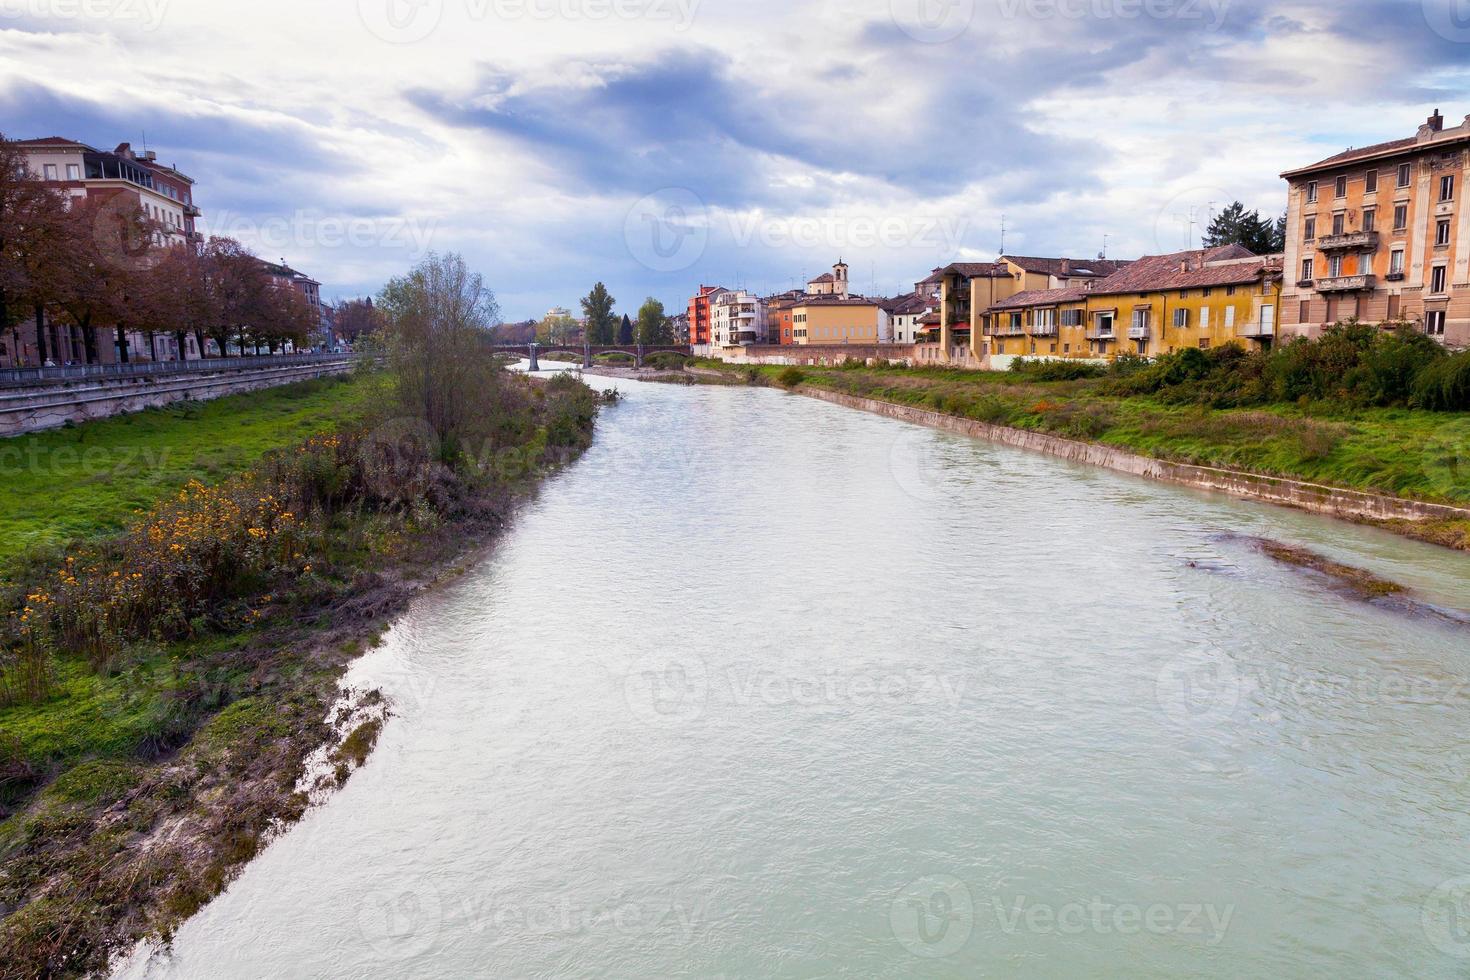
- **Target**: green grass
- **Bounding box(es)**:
[0,375,376,572]
[731,362,1470,505]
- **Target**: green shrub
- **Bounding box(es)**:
[1412,351,1470,411]
[1008,358,1106,381]
[777,367,807,388]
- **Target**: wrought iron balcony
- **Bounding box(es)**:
[1315,274,1375,293]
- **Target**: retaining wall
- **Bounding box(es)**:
[0,359,356,436]
[795,385,1470,525]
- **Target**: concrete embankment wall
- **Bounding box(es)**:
[0,359,356,437]
[795,385,1470,525]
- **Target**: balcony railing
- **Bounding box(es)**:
[1029,323,1058,337]
[1128,324,1151,340]
[1315,274,1375,293]
[1085,327,1116,340]
[994,322,1025,336]
[1316,230,1378,251]
[182,203,202,217]
[1237,320,1275,339]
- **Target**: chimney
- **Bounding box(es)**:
[1429,108,1444,132]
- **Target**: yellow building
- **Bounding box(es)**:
[985,245,1283,363]
[791,295,883,344]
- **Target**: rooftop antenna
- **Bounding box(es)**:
[1101,234,1110,260]
[999,213,1006,257]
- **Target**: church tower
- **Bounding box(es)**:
[833,259,849,296]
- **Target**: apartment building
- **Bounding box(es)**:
[711,289,768,346]
[17,138,197,247]
[985,245,1282,362]
[1281,109,1470,346]
[687,285,722,346]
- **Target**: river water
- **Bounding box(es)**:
[119,369,1470,978]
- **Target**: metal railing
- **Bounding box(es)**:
[0,352,357,387]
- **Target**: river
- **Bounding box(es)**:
[118,369,1470,978]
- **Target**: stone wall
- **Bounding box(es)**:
[795,385,1470,525]
[0,359,356,436]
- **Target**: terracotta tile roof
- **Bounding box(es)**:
[794,294,879,307]
[887,292,930,315]
[939,261,1009,278]
[1002,255,1133,278]
[14,136,91,147]
[807,272,835,283]
[989,286,1091,311]
[917,310,942,325]
[1089,245,1275,295]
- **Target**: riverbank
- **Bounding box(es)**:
[699,361,1470,551]
[0,371,605,978]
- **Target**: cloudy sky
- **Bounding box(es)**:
[3,0,1468,319]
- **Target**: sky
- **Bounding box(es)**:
[2,0,1468,320]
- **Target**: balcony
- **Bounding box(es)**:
[1128,324,1151,340]
[1237,320,1274,339]
[183,203,202,218]
[1029,323,1057,337]
[1315,274,1375,293]
[994,322,1025,337]
[1085,327,1116,341]
[1316,230,1378,251]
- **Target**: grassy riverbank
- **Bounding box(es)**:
[0,374,377,572]
[695,357,1470,549]
[0,359,605,974]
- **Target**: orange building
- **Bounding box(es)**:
[687,285,723,346]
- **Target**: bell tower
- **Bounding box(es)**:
[834,259,849,296]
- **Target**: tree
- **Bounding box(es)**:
[333,298,381,344]
[537,312,577,345]
[635,297,670,344]
[581,282,616,345]
[1202,201,1280,255]
[0,134,68,365]
[377,251,504,454]
[618,313,633,345]
[44,194,157,364]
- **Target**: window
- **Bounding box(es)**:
[43,164,57,180]
[1200,308,1211,330]
[1260,305,1275,333]
[1426,310,1446,336]
[1365,170,1378,193]
[1398,162,1412,187]
[1199,338,1211,349]
[1305,180,1318,203]
[1387,294,1400,319]
[1173,308,1189,328]
[1299,300,1310,322]
[1224,306,1236,328]
[1335,175,1347,198]
[1394,204,1408,230]
[1332,213,1345,236]
[1441,175,1456,202]
[1358,252,1373,275]
[1437,219,1451,246]
[1202,288,1212,298]
[1431,265,1448,294]
[1329,254,1344,277]
[65,163,80,180]
[1390,249,1405,275]
[1362,208,1375,233]
[1301,258,1315,281]
[1132,309,1150,330]
[1226,285,1237,296]
[1304,217,1316,241]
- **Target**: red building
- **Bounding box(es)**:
[687,285,723,346]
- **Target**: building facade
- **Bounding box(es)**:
[686,286,722,346]
[1281,109,1470,346]
[711,289,768,347]
[790,295,885,344]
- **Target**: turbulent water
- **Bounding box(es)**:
[118,368,1470,978]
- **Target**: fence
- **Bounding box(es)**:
[0,352,358,388]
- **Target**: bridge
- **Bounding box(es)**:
[490,343,693,371]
